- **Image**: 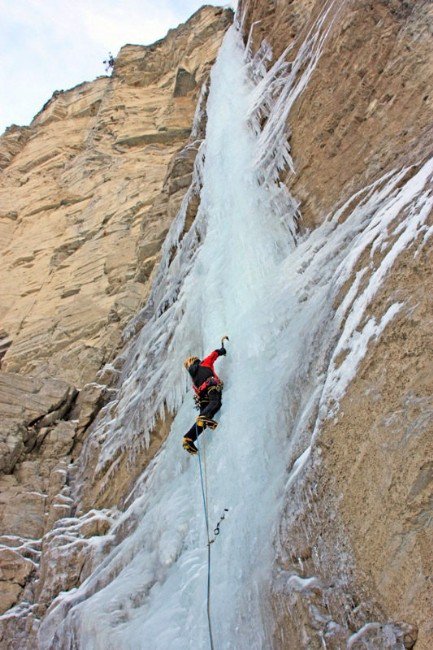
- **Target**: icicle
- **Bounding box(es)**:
[37,7,433,649]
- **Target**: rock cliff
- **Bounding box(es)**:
[0,5,232,387]
[0,1,432,648]
[238,0,433,647]
[0,5,232,644]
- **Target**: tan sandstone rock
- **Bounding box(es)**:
[0,8,233,639]
[240,0,433,228]
[0,548,35,584]
[238,0,433,647]
[0,372,76,473]
[0,582,23,616]
[3,1,430,647]
[0,5,232,389]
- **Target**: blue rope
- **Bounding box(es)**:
[196,425,215,650]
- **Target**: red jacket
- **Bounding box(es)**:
[189,350,223,395]
[200,350,221,382]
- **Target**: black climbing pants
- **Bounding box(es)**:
[186,386,222,441]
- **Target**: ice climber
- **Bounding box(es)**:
[182,339,228,455]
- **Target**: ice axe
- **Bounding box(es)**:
[221,335,229,350]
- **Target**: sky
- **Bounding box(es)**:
[0,0,236,135]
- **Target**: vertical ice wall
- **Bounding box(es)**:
[38,4,433,649]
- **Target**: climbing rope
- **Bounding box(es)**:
[196,425,215,650]
[192,335,230,649]
[202,433,210,518]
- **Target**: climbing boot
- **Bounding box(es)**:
[182,437,198,455]
[196,416,218,430]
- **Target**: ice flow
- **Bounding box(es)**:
[38,16,433,650]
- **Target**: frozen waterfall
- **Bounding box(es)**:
[38,9,433,650]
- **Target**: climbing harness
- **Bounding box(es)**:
[193,375,223,397]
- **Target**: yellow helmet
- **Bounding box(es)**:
[184,356,199,370]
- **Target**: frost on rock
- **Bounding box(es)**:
[36,7,433,650]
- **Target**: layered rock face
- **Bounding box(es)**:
[241,0,433,227]
[0,5,231,387]
[238,0,433,647]
[1,1,432,648]
[0,5,232,644]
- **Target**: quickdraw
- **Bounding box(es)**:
[209,508,229,543]
[213,508,229,537]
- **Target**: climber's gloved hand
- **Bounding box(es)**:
[217,347,227,356]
